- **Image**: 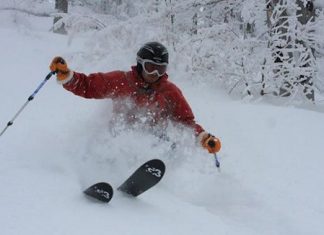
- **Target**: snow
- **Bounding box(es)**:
[1,8,324,235]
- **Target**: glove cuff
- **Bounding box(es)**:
[57,71,74,85]
[197,131,208,144]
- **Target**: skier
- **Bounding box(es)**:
[49,41,221,154]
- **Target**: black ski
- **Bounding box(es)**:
[84,159,165,203]
[118,159,165,197]
[84,182,113,203]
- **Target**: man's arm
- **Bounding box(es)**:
[49,56,128,99]
[63,71,127,99]
[164,83,204,135]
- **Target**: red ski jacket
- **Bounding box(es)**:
[63,66,204,135]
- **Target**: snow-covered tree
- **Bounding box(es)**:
[262,0,318,102]
[8,0,322,104]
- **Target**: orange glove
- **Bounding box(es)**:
[199,132,221,154]
[49,57,71,82]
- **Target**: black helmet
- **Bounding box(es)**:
[137,42,169,64]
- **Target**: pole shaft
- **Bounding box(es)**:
[0,71,55,137]
[214,153,220,168]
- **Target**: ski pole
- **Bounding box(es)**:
[214,153,220,168]
[0,71,55,137]
[206,137,221,169]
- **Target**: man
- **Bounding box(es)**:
[49,41,221,154]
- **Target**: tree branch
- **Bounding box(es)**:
[0,7,54,17]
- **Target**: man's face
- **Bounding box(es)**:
[138,59,168,84]
[142,71,160,83]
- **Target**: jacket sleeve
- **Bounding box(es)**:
[164,84,204,135]
[62,71,128,99]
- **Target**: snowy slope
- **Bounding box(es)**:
[1,10,324,235]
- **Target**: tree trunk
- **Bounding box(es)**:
[55,0,68,13]
[53,0,68,34]
[296,0,315,24]
[296,0,316,101]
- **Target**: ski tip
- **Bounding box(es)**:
[84,182,114,203]
[146,159,166,170]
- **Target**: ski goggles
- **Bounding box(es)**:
[137,58,168,77]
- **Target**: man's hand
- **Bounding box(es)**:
[49,57,71,82]
[199,132,221,154]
